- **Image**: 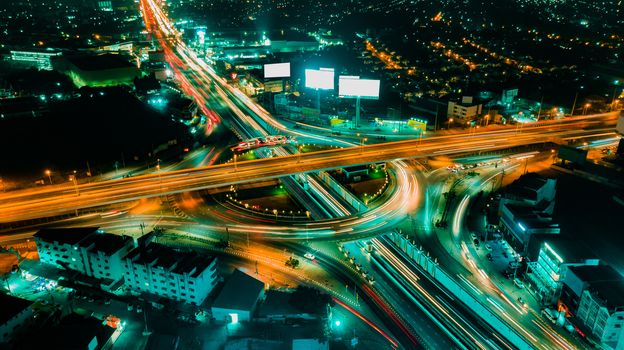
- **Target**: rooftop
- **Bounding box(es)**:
[541,236,597,263]
[212,269,264,311]
[124,242,215,278]
[65,54,135,71]
[568,264,624,284]
[0,293,33,326]
[34,227,99,245]
[18,313,115,349]
[505,173,555,201]
[259,290,302,317]
[79,232,132,255]
[587,280,624,312]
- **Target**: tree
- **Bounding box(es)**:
[285,257,300,269]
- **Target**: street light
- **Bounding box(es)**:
[68,171,79,196]
[583,103,591,115]
[359,137,367,154]
[45,170,52,185]
[233,154,238,171]
[447,118,453,129]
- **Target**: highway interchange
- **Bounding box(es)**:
[0,0,621,348]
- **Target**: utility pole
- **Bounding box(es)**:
[570,92,578,116]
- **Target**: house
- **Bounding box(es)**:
[0,293,33,344]
[212,269,265,322]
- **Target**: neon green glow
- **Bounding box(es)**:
[544,243,563,263]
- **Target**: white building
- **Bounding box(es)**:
[35,228,218,305]
[121,234,218,305]
[34,227,134,286]
[212,269,265,322]
[447,97,483,120]
[0,294,33,344]
[577,282,624,350]
[10,50,62,70]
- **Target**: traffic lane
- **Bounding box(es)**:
[0,127,612,222]
[0,120,615,206]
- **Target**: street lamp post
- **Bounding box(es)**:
[582,103,591,115]
[447,118,453,129]
[69,172,79,196]
[45,170,52,185]
[233,154,238,171]
[359,137,367,154]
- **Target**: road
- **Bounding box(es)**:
[0,115,617,224]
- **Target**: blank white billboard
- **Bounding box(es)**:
[338,76,380,99]
[305,68,334,90]
[264,62,291,78]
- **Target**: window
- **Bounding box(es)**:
[169,282,175,286]
[181,293,186,296]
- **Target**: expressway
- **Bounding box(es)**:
[0,117,617,224]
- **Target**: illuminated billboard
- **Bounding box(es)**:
[264,62,291,78]
[338,76,380,99]
[305,68,334,90]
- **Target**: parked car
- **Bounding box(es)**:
[470,233,478,240]
[127,303,134,311]
[485,244,492,251]
[304,253,315,260]
[136,304,143,313]
[514,278,524,289]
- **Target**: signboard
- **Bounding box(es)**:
[305,68,334,90]
[338,76,380,99]
[264,62,291,78]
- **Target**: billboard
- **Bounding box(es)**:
[339,76,380,99]
[305,68,334,90]
[264,62,291,78]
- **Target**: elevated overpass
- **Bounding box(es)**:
[0,117,618,224]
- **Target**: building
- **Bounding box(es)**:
[10,50,62,70]
[525,238,598,306]
[447,96,483,120]
[500,173,557,213]
[35,227,102,274]
[34,227,134,287]
[35,228,218,304]
[16,313,118,350]
[211,269,265,322]
[258,290,317,322]
[53,54,142,87]
[562,264,624,314]
[121,234,218,305]
[498,203,560,254]
[576,281,624,349]
[0,293,33,344]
